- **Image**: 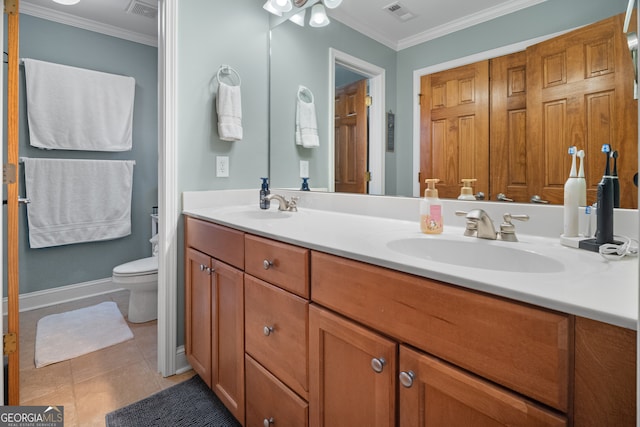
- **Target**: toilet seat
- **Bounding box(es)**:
[113,256,158,277]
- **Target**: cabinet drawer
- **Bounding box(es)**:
[311,251,571,412]
[184,216,244,269]
[245,274,309,399]
[399,346,567,427]
[246,355,309,427]
[245,234,310,298]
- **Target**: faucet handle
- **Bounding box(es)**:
[499,213,529,242]
[287,196,299,212]
[497,193,514,202]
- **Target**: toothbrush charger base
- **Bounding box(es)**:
[578,238,623,253]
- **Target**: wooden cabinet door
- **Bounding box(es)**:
[420,60,489,199]
[527,13,637,208]
[309,305,396,427]
[185,247,212,387]
[211,259,245,425]
[335,78,368,194]
[490,51,529,202]
[398,346,567,427]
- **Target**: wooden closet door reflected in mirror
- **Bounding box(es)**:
[420,61,490,199]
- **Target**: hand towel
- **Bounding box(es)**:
[295,86,320,148]
[216,81,243,141]
[23,59,136,152]
[23,158,135,248]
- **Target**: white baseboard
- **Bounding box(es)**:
[174,345,192,375]
[3,277,124,314]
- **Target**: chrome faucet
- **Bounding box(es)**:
[265,194,298,212]
[456,210,529,241]
[456,209,497,239]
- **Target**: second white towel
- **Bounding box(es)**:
[295,85,319,148]
[23,158,135,249]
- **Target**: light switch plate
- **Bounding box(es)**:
[300,160,309,178]
[216,156,229,177]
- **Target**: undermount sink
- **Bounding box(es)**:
[386,237,565,273]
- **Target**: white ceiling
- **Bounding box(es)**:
[19,0,548,50]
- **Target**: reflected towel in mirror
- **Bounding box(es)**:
[295,85,319,148]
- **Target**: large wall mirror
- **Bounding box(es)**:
[269,0,638,208]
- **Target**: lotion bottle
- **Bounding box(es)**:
[563,146,580,237]
[420,179,443,234]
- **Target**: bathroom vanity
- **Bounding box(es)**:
[183,189,637,427]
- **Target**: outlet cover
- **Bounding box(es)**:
[300,160,309,178]
[216,156,229,177]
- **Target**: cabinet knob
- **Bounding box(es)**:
[399,370,416,388]
[371,357,386,373]
[263,259,274,270]
[263,326,274,336]
[199,264,212,275]
[263,418,274,427]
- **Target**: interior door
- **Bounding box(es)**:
[334,78,368,194]
[526,13,637,208]
[490,51,529,203]
[420,60,489,199]
[4,0,20,406]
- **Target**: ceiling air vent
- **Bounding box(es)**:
[126,0,158,20]
[384,2,416,22]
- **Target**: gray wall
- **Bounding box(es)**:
[3,14,158,295]
[269,18,397,190]
[176,0,270,346]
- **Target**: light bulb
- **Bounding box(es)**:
[323,0,343,9]
[310,3,330,27]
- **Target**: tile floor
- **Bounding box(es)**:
[14,290,194,427]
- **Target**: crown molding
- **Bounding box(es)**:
[397,0,547,50]
[20,2,158,47]
[333,0,548,51]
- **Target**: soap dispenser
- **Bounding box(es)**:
[458,179,477,200]
[301,177,310,191]
[420,179,443,234]
[260,177,270,210]
[562,146,580,237]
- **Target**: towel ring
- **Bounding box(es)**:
[297,85,314,103]
[217,65,241,87]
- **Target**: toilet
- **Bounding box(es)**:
[112,214,159,323]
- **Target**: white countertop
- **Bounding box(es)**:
[183,189,639,330]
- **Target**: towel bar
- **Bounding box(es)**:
[217,64,241,86]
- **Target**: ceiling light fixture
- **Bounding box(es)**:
[323,0,342,9]
[289,9,307,27]
[270,0,293,13]
[52,0,81,4]
[309,3,330,27]
[263,0,283,16]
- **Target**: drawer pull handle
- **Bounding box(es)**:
[263,418,274,427]
[263,259,274,270]
[263,326,274,336]
[371,357,386,373]
[399,370,416,388]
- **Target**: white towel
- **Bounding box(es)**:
[216,81,243,141]
[295,86,319,148]
[23,59,136,152]
[23,158,135,249]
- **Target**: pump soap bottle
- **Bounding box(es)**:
[458,179,477,200]
[260,177,270,210]
[420,179,443,234]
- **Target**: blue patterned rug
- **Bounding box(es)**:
[105,375,241,427]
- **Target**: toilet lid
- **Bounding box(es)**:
[113,256,158,276]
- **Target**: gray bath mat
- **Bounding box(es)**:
[105,375,241,427]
